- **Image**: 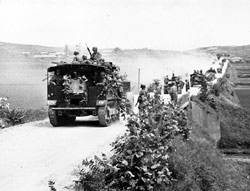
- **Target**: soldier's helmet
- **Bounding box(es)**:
[74,51,79,56]
[92,47,98,52]
[140,84,146,89]
[82,55,87,60]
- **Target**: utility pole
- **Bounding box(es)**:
[138,68,141,92]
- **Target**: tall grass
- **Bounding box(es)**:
[167,123,250,191]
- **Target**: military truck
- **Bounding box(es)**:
[164,75,184,94]
[190,72,203,87]
[47,62,121,127]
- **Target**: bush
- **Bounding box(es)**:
[74,94,190,191]
[4,108,26,126]
[0,107,47,128]
[113,47,122,53]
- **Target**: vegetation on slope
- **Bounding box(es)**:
[72,91,250,191]
[167,122,250,191]
[74,94,190,191]
[218,101,250,149]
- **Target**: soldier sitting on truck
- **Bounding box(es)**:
[50,69,64,86]
[96,71,108,86]
[72,51,81,63]
[81,54,92,65]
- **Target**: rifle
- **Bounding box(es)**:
[85,43,92,58]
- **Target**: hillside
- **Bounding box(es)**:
[197,45,250,60]
[0,42,64,62]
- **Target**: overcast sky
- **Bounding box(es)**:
[0,0,250,50]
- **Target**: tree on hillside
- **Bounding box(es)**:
[113,47,122,53]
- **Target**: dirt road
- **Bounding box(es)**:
[0,116,127,191]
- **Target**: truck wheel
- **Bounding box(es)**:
[48,109,64,127]
[65,116,76,125]
[98,106,111,127]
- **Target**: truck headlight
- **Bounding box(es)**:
[96,100,107,106]
[47,100,57,106]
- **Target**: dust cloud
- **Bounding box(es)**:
[0,50,212,108]
[106,50,212,92]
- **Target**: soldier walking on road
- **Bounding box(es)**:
[135,84,147,111]
[169,82,178,104]
[185,79,190,92]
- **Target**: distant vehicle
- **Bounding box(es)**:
[164,76,184,94]
[47,63,122,127]
[190,72,203,87]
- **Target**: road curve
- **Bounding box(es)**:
[0,116,127,191]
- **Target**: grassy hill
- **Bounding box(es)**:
[0,42,64,62]
[197,45,250,60]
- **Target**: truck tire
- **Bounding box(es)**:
[48,109,64,127]
[65,116,76,125]
[98,106,111,127]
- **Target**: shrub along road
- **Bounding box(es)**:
[0,116,126,191]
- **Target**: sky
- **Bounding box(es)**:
[0,0,250,50]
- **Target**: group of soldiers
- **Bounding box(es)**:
[135,73,190,111]
[164,74,185,94]
[72,47,102,64]
[49,47,108,87]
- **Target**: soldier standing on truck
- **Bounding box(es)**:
[91,47,102,60]
[81,54,92,65]
[135,84,147,111]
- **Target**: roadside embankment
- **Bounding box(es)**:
[188,98,220,146]
[187,56,250,150]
